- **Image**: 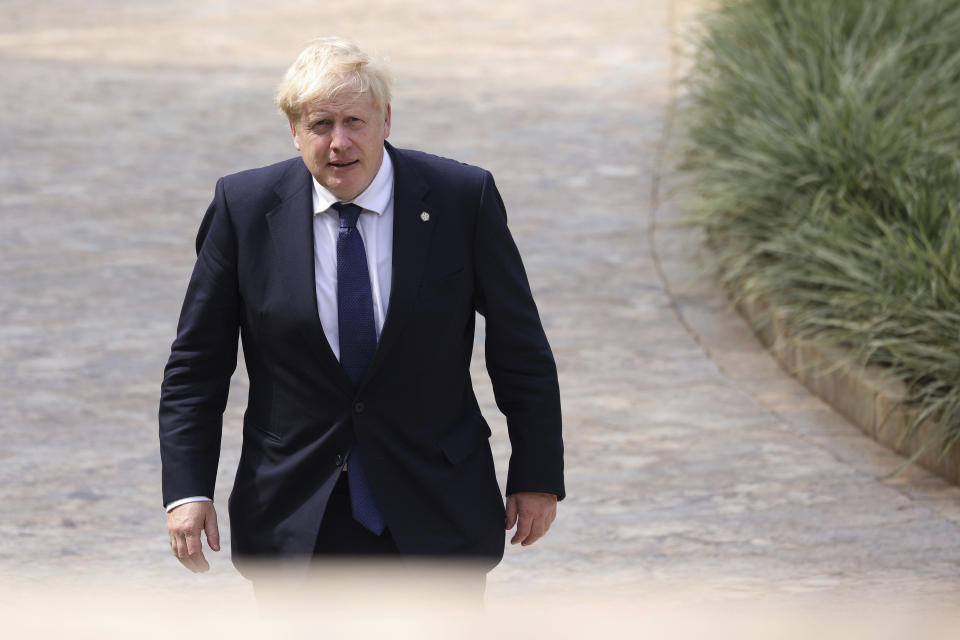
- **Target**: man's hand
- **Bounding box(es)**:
[167,501,220,572]
[505,492,557,546]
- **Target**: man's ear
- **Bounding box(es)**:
[289,120,301,151]
[383,104,391,139]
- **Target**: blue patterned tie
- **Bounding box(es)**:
[333,202,386,535]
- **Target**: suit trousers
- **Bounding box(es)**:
[252,471,486,611]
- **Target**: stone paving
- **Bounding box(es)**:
[2,0,960,604]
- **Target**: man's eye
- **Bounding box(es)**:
[312,120,331,129]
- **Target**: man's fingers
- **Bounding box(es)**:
[205,514,221,552]
[510,510,533,545]
[522,518,550,547]
[505,495,518,530]
[174,534,188,560]
[180,527,211,572]
[174,535,206,572]
[184,524,202,556]
[174,537,209,572]
[189,550,210,572]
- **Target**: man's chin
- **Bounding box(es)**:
[319,178,359,202]
[321,173,375,203]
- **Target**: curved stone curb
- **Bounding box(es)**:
[736,296,960,486]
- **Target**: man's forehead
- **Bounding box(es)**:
[301,92,377,116]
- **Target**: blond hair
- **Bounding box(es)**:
[275,37,392,123]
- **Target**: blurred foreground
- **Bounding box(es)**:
[3,562,959,639]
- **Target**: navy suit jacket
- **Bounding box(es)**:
[159,143,563,574]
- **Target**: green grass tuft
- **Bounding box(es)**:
[681,0,960,454]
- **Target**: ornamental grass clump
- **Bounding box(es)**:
[681,0,960,454]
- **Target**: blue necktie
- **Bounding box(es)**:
[333,202,386,535]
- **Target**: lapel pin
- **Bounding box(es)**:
[420,211,431,222]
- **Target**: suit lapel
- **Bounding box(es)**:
[364,144,434,384]
[265,161,353,395]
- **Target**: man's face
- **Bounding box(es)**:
[290,91,391,202]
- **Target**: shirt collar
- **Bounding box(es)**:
[312,146,394,216]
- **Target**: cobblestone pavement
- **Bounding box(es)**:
[2,0,960,604]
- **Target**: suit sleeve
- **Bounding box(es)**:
[473,171,565,500]
[158,177,240,506]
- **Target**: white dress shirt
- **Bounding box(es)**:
[165,148,395,512]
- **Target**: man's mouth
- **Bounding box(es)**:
[328,160,358,169]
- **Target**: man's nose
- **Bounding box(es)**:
[330,123,351,151]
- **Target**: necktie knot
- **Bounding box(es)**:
[332,202,362,229]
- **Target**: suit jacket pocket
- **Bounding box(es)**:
[246,420,283,444]
[438,414,492,465]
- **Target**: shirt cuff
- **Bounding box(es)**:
[165,496,213,513]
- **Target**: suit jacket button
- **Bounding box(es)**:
[354,402,365,414]
[334,454,343,467]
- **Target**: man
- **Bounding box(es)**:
[160,38,564,577]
